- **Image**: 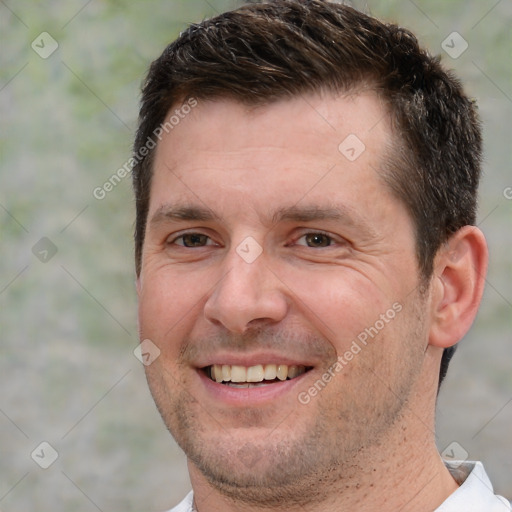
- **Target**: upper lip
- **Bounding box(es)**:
[193,352,317,368]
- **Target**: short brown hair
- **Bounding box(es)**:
[132,0,483,384]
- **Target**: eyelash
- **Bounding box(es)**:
[293,231,337,248]
[168,231,339,248]
[168,232,217,247]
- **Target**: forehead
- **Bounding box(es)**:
[149,92,395,221]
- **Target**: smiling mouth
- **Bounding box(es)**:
[204,364,313,388]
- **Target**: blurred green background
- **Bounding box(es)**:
[1,1,511,510]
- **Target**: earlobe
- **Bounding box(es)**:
[428,226,488,348]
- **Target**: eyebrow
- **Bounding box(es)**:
[271,205,376,238]
[149,204,221,227]
[149,203,376,238]
[272,205,356,223]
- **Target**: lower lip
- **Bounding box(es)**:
[197,369,310,406]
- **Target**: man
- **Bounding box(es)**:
[132,1,510,510]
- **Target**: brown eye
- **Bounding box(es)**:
[303,233,332,247]
[176,233,210,247]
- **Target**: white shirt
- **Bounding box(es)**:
[165,461,511,512]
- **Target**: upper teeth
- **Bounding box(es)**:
[209,364,306,383]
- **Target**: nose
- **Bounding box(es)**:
[203,247,288,333]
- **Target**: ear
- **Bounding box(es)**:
[428,226,488,348]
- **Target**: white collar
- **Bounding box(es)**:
[436,460,510,511]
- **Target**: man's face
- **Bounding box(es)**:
[137,93,431,501]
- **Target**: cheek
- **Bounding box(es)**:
[137,269,205,344]
[283,266,397,347]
